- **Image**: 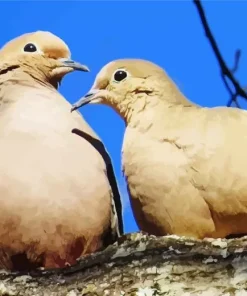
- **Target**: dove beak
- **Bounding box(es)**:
[71,89,104,112]
[58,58,90,72]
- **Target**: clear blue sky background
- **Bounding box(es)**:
[1,1,247,233]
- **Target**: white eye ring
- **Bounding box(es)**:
[22,42,43,54]
[112,68,130,83]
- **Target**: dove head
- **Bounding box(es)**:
[0,31,89,88]
[71,59,188,122]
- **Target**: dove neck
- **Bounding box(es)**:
[123,85,195,131]
[125,102,198,140]
[0,70,60,108]
[22,63,60,89]
[0,66,58,92]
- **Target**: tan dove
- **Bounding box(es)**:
[72,58,247,240]
[0,31,123,271]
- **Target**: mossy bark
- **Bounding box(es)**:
[0,232,247,295]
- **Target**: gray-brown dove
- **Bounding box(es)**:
[0,31,123,271]
[72,58,247,240]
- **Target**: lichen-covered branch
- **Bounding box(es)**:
[0,232,247,295]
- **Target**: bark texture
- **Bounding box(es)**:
[0,232,247,296]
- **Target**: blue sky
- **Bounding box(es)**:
[1,1,246,233]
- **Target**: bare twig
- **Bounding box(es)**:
[231,49,241,74]
[193,0,247,107]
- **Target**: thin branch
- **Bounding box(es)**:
[226,93,241,108]
[231,49,241,74]
[193,0,247,107]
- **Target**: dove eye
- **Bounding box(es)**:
[23,43,37,53]
[113,69,128,82]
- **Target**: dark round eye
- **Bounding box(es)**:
[23,43,37,52]
[113,70,128,82]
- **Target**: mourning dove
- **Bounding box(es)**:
[0,31,123,271]
[72,58,247,240]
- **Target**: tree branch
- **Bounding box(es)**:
[1,233,247,295]
[193,0,247,107]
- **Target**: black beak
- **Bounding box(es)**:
[71,90,99,112]
[58,58,90,72]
